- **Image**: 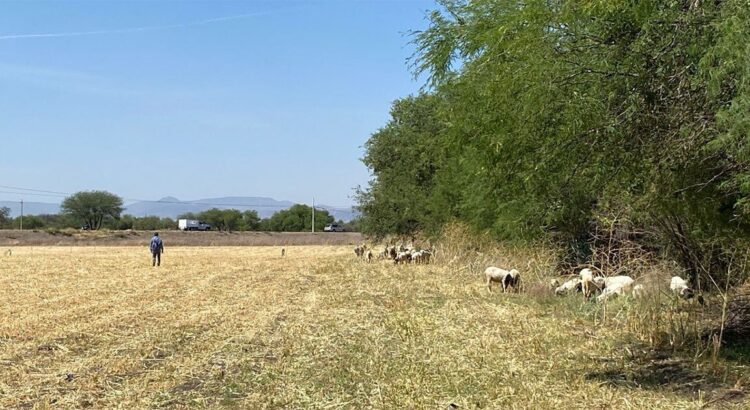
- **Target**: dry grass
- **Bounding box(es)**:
[0,246,745,408]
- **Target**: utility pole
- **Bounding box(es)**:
[19,199,23,231]
[311,197,315,233]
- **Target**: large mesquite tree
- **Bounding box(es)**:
[358,0,750,280]
[61,191,124,230]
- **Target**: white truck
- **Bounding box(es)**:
[178,219,212,231]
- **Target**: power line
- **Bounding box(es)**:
[0,190,67,198]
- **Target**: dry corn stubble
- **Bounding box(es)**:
[0,246,741,408]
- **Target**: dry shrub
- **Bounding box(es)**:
[722,289,750,345]
[433,223,557,284]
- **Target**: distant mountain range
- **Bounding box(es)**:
[0,196,359,222]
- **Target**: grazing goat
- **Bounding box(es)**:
[411,250,432,264]
[670,276,693,298]
[580,268,597,298]
[411,250,423,264]
[485,267,520,293]
[555,278,582,296]
[394,251,412,265]
[354,245,365,258]
[596,276,635,302]
[670,276,703,304]
[379,247,389,259]
[388,246,397,260]
[281,248,285,257]
[365,249,373,263]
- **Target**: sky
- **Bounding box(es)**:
[0,0,434,207]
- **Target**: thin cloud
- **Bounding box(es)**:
[0,10,293,41]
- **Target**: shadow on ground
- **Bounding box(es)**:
[585,345,746,407]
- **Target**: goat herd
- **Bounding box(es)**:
[548,268,702,303]
[353,244,701,304]
[353,244,433,265]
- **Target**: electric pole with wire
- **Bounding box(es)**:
[19,199,23,231]
[311,197,315,233]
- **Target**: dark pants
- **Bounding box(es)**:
[152,251,161,266]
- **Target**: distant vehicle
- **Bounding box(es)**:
[178,219,211,231]
[324,223,345,232]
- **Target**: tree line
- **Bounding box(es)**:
[357,0,750,284]
[0,191,359,232]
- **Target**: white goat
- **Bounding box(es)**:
[596,275,635,302]
[580,268,597,298]
[670,276,702,303]
[670,276,692,297]
[555,277,582,296]
[394,251,412,265]
[485,267,520,293]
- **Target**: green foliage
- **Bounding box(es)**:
[342,218,361,232]
[359,0,750,282]
[262,204,334,232]
[21,215,45,229]
[196,208,243,232]
[0,207,9,227]
[177,212,199,220]
[356,94,449,238]
[60,191,124,230]
[241,210,261,231]
[177,209,262,231]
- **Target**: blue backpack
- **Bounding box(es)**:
[150,236,162,253]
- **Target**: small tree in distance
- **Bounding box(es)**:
[263,204,334,232]
[0,207,10,228]
[61,191,124,230]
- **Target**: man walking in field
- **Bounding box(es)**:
[150,232,164,267]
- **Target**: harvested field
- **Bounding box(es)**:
[0,246,744,408]
[0,230,363,247]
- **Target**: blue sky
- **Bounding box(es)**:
[0,0,433,206]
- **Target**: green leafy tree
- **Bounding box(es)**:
[160,217,176,230]
[20,215,44,229]
[219,209,243,232]
[132,216,164,231]
[0,207,9,228]
[358,0,750,283]
[241,210,261,231]
[37,213,78,229]
[197,208,225,230]
[342,218,361,232]
[116,215,135,230]
[264,205,334,232]
[196,208,243,231]
[356,94,449,238]
[177,212,199,220]
[60,191,124,230]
